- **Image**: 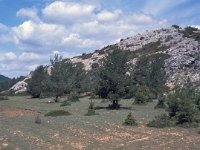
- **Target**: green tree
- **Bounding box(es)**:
[27,65,47,98]
[48,54,73,102]
[134,85,153,104]
[167,86,199,124]
[70,62,87,93]
[134,53,169,99]
[95,47,129,109]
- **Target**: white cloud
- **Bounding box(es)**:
[17,8,40,22]
[12,20,68,52]
[25,64,39,71]
[0,51,17,61]
[130,13,155,24]
[18,52,46,61]
[62,33,102,48]
[97,10,122,22]
[5,52,17,60]
[42,1,96,24]
[0,23,9,32]
[51,50,77,58]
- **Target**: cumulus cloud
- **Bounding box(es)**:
[62,33,102,48]
[5,52,17,60]
[0,51,17,61]
[12,20,68,52]
[18,52,46,61]
[25,64,40,71]
[97,10,122,22]
[17,8,40,22]
[0,23,9,32]
[42,1,96,24]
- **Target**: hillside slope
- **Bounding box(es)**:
[71,26,200,89]
[10,26,200,93]
[0,75,10,81]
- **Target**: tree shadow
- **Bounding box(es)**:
[95,106,132,110]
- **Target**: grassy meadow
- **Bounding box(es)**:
[0,96,200,150]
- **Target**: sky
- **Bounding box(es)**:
[0,0,199,78]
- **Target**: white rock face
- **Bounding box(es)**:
[9,77,30,94]
[71,52,105,70]
[117,27,200,88]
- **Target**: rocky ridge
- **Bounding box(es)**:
[9,26,200,93]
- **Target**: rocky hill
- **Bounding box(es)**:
[10,25,200,93]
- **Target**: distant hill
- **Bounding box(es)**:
[0,75,10,81]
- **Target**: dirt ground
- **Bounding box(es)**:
[0,96,200,150]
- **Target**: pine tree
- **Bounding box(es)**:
[27,65,47,98]
[96,47,129,109]
[47,54,73,102]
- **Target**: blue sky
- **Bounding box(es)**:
[0,0,199,77]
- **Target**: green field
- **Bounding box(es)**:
[0,96,199,150]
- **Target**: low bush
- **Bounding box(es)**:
[147,114,174,128]
[134,85,153,104]
[68,92,79,102]
[167,86,200,124]
[60,100,71,107]
[45,110,71,117]
[123,112,138,126]
[0,96,9,101]
[89,93,97,99]
[35,114,41,124]
[154,96,166,109]
[85,101,98,116]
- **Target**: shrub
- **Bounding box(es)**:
[0,96,9,100]
[147,114,173,128]
[79,53,93,59]
[179,26,200,42]
[89,93,97,99]
[68,92,79,102]
[167,86,200,124]
[194,94,200,111]
[134,85,153,104]
[45,110,71,117]
[123,112,138,126]
[172,25,180,29]
[60,100,71,107]
[27,65,47,98]
[154,96,166,109]
[35,114,41,124]
[85,101,98,116]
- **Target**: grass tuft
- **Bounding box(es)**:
[0,96,9,101]
[60,100,71,107]
[85,101,98,116]
[35,114,41,124]
[123,112,138,126]
[147,114,174,128]
[45,110,71,117]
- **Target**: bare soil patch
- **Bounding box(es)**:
[0,108,39,118]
